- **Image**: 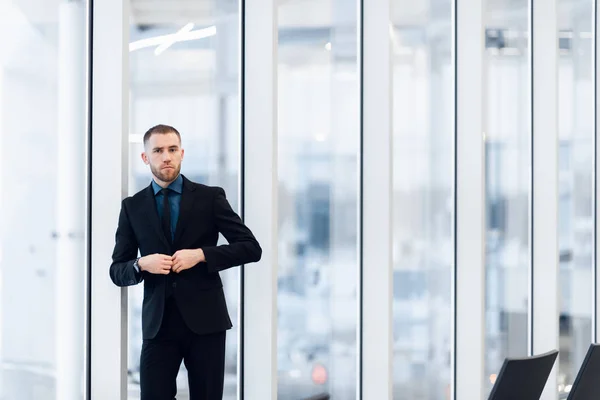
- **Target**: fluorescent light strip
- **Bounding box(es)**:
[129,25,217,52]
[155,22,195,55]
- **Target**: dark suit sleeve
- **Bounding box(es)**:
[109,199,143,287]
[202,187,262,273]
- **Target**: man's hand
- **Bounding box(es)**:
[138,254,173,275]
[172,249,205,273]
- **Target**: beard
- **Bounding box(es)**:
[150,163,181,183]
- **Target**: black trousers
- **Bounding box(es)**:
[140,298,226,400]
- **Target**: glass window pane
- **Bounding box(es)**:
[127,5,240,399]
[391,1,453,399]
[277,1,359,398]
[557,1,594,396]
[0,1,88,399]
[484,0,530,395]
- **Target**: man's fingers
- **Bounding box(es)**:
[174,262,188,273]
[145,252,190,275]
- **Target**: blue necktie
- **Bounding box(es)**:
[161,188,172,246]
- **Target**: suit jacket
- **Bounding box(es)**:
[109,175,261,339]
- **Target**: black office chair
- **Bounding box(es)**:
[488,350,558,400]
[302,394,330,400]
[565,343,600,399]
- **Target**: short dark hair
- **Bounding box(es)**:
[143,124,181,145]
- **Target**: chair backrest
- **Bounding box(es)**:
[302,394,330,400]
[488,350,558,400]
[567,343,600,400]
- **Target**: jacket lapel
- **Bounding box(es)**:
[143,184,171,249]
[173,176,196,246]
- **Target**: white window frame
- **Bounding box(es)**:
[90,0,130,398]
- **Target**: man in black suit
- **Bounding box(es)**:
[109,124,261,400]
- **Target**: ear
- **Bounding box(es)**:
[181,148,185,160]
[141,152,149,164]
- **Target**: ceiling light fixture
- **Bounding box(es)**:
[154,22,195,55]
[129,25,217,53]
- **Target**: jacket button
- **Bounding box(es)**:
[172,282,177,288]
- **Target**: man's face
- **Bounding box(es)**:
[141,132,184,184]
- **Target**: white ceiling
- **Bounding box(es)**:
[5,0,592,33]
[130,0,235,26]
[128,0,438,27]
[128,0,591,31]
